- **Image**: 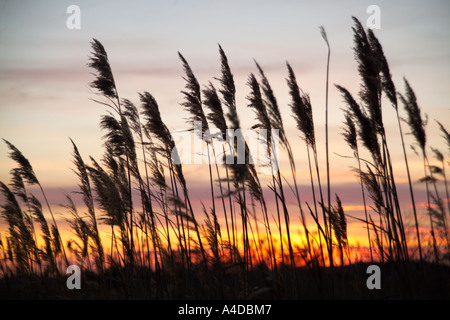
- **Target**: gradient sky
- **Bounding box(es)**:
[1,0,449,250]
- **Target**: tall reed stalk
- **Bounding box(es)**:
[399,78,438,262]
[247,72,294,270]
[88,39,135,267]
[216,45,267,274]
[436,121,450,215]
[255,61,312,262]
[320,26,332,233]
[178,52,222,263]
[342,112,373,262]
[336,18,409,262]
[70,138,104,272]
[140,91,208,269]
[287,63,332,267]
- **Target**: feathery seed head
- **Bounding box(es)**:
[88,39,118,100]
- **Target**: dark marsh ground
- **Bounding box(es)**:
[0,261,448,300]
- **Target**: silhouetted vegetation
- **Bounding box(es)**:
[1,17,449,299]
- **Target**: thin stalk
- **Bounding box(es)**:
[320,26,332,232]
[284,144,312,261]
[168,160,187,268]
[423,153,439,263]
[381,138,402,260]
[243,185,250,271]
[37,183,69,267]
[425,155,450,255]
[312,144,332,268]
[306,145,325,266]
[272,171,284,265]
[184,184,208,269]
[211,144,232,261]
[223,144,236,262]
[206,142,220,258]
[355,147,373,262]
[442,157,450,216]
[395,112,422,261]
[383,135,409,260]
[274,150,295,270]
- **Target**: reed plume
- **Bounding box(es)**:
[286,64,315,149]
[64,194,91,268]
[329,194,347,266]
[87,156,131,264]
[336,89,381,169]
[2,139,68,265]
[430,148,450,253]
[179,52,221,259]
[217,44,238,130]
[431,143,450,217]
[88,38,138,267]
[398,79,427,153]
[0,182,35,273]
[178,52,209,138]
[70,139,104,271]
[202,81,236,260]
[370,28,421,260]
[287,62,332,268]
[351,17,382,132]
[398,78,443,262]
[246,72,284,269]
[9,168,43,272]
[28,194,55,271]
[140,91,208,268]
[436,121,450,154]
[255,60,311,263]
[336,18,411,262]
[216,44,252,270]
[203,82,228,138]
[88,39,118,103]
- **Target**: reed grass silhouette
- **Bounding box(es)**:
[0,17,449,300]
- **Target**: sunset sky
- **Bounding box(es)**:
[1,0,449,257]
